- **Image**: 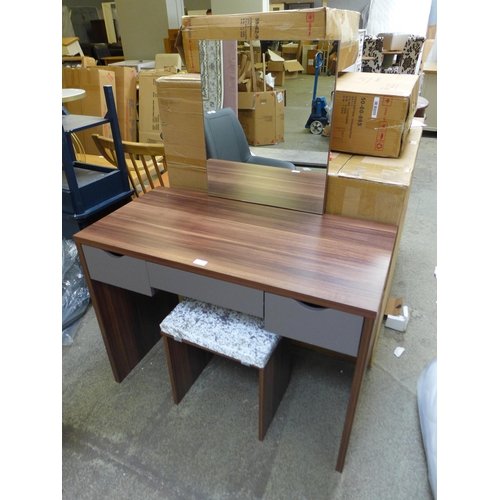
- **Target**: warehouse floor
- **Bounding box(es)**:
[62,72,437,499]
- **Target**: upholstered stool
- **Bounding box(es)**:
[160,298,291,440]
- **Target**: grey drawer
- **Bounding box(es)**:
[82,245,154,296]
[264,293,363,357]
[147,262,264,318]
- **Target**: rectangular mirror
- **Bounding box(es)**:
[207,158,326,214]
[200,38,339,214]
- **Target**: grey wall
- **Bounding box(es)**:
[184,0,211,14]
[115,0,169,59]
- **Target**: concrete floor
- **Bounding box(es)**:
[62,73,437,499]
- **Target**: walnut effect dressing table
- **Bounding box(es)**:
[74,187,397,472]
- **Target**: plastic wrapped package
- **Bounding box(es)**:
[62,239,90,345]
[417,357,437,499]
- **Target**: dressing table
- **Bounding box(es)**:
[74,187,397,472]
[73,6,393,474]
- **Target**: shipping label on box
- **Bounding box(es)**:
[330,72,420,157]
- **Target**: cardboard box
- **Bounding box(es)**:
[106,66,137,142]
[306,49,319,74]
[139,69,178,143]
[238,90,285,146]
[281,42,299,60]
[181,7,360,73]
[330,72,420,158]
[167,164,208,193]
[62,56,97,68]
[62,67,116,155]
[266,51,305,84]
[154,53,183,71]
[326,124,423,362]
[385,297,404,316]
[301,44,317,69]
[109,60,155,73]
[156,73,207,192]
[326,124,422,225]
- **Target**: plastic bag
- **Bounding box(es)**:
[62,239,90,345]
[417,357,437,499]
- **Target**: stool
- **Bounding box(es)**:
[160,298,291,440]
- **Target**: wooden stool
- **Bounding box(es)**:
[160,298,291,440]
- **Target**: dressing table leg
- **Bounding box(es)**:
[335,316,375,472]
[259,337,292,441]
[163,336,214,404]
[86,279,179,383]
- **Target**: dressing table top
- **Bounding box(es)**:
[74,187,397,318]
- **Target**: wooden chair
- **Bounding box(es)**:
[92,134,168,197]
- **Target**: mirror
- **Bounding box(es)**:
[200,39,339,214]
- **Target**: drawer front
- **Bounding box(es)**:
[264,293,363,357]
[82,245,153,296]
[147,262,264,318]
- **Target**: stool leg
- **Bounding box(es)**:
[258,338,292,440]
[163,335,213,404]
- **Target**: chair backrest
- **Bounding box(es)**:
[399,36,426,74]
[91,43,111,65]
[203,108,252,163]
[361,35,384,73]
[92,134,168,197]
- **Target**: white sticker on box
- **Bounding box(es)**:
[371,97,380,118]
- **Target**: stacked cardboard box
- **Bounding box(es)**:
[157,73,207,192]
[62,56,97,68]
[180,7,360,73]
[138,68,179,143]
[326,123,424,361]
[326,124,422,224]
[106,66,137,142]
[238,90,285,146]
[62,66,117,156]
[62,65,138,151]
[266,50,305,86]
[236,44,287,146]
[329,72,420,158]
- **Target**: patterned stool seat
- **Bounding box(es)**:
[160,299,280,369]
[160,298,292,440]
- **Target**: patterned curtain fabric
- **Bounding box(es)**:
[199,40,224,113]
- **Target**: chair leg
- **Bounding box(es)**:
[163,335,213,404]
[258,338,292,441]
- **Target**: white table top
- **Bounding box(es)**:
[62,88,86,103]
